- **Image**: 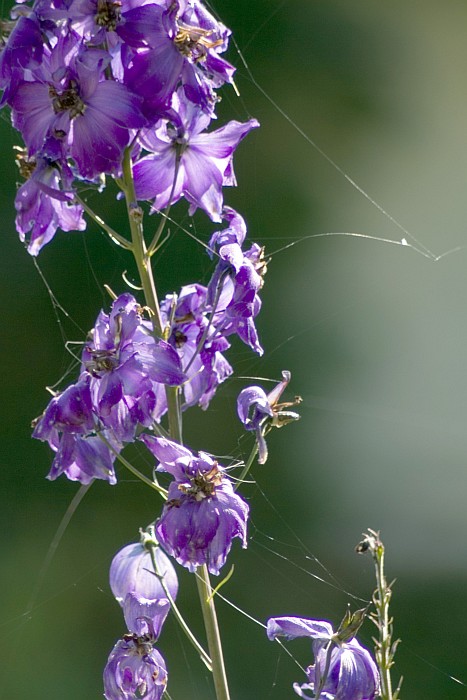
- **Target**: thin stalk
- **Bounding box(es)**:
[75,194,132,250]
[356,529,401,700]
[196,565,231,700]
[119,148,181,441]
[235,442,258,490]
[98,432,167,496]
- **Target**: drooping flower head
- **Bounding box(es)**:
[207,208,267,354]
[110,527,178,639]
[104,635,168,700]
[141,436,249,575]
[267,616,380,700]
[237,371,301,463]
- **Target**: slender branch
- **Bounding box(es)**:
[75,194,132,250]
[235,442,258,490]
[98,432,167,497]
[356,529,402,700]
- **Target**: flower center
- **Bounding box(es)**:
[174,23,222,61]
[49,82,86,119]
[95,0,122,31]
[178,463,223,501]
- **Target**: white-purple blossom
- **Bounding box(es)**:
[104,634,168,700]
[267,616,380,700]
[141,436,249,575]
[110,534,178,639]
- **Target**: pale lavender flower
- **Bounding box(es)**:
[133,90,259,221]
[267,616,380,700]
[110,533,178,639]
[141,436,249,575]
[237,371,301,463]
[104,634,167,700]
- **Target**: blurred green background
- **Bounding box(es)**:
[2,0,467,697]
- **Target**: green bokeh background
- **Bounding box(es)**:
[2,1,467,698]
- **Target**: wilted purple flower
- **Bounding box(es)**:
[104,634,168,700]
[267,616,380,700]
[32,377,120,484]
[207,208,266,354]
[237,371,301,463]
[133,90,259,221]
[110,530,178,639]
[141,436,249,575]
[14,147,86,255]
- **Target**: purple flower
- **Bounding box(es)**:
[207,208,266,354]
[120,0,235,119]
[141,436,249,575]
[10,36,145,178]
[82,293,185,439]
[110,531,178,639]
[159,284,233,412]
[267,616,380,700]
[104,635,168,700]
[14,148,86,255]
[32,377,120,484]
[237,371,301,463]
[133,90,259,221]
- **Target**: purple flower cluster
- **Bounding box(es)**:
[1,0,258,252]
[33,293,184,483]
[267,616,380,700]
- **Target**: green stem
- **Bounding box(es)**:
[373,539,394,700]
[196,565,231,700]
[235,442,259,490]
[75,194,132,250]
[98,432,167,496]
[119,147,230,700]
[120,148,181,441]
[356,530,400,700]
